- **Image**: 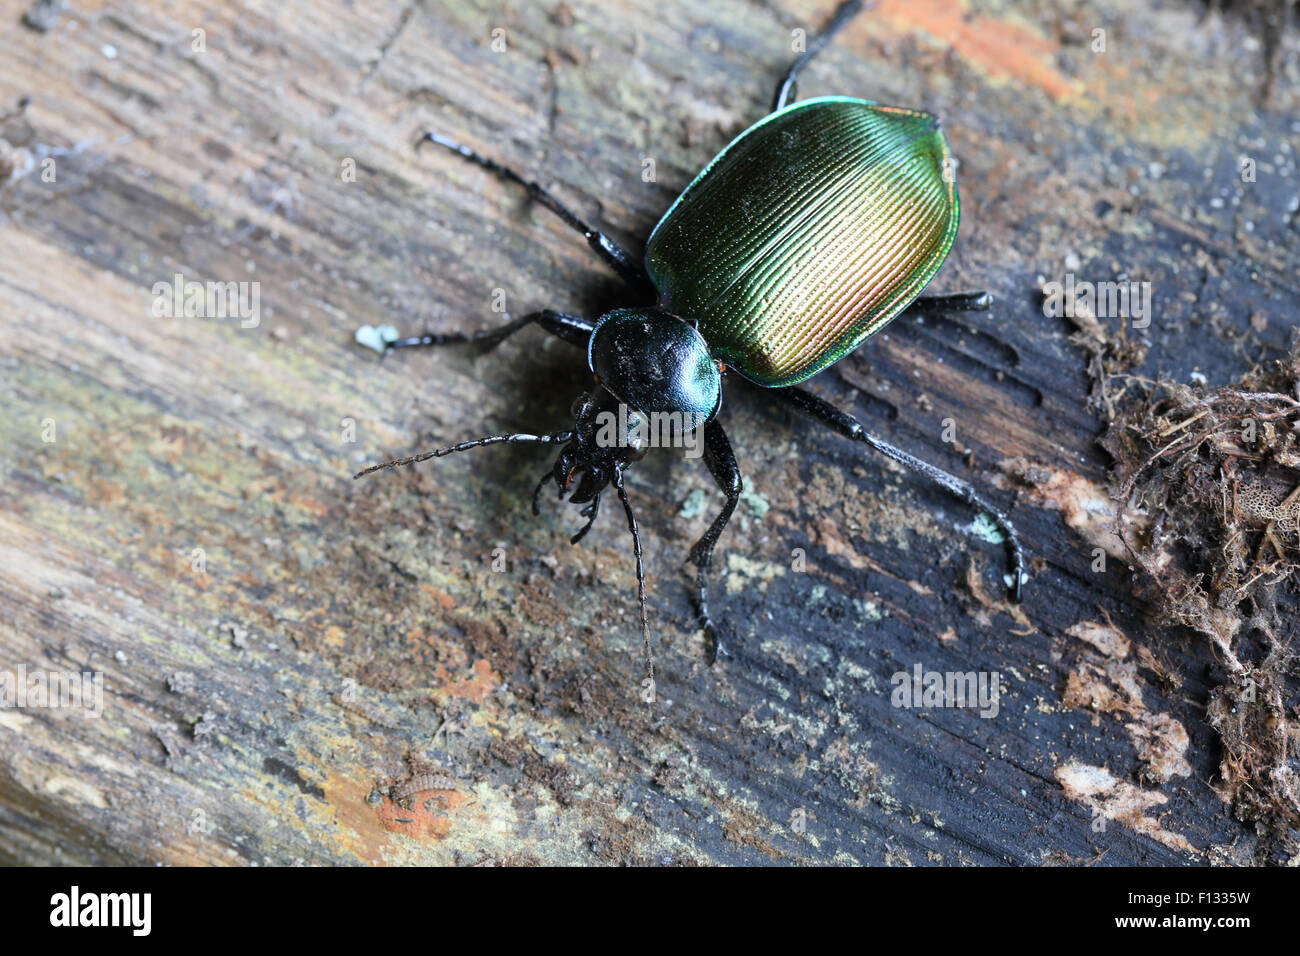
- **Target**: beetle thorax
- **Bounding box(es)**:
[586,307,722,428]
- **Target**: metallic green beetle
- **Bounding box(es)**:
[356,0,1025,689]
[647,95,959,388]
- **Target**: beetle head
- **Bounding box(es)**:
[548,385,635,505]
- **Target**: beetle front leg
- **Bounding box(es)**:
[774,385,1025,602]
[687,419,743,664]
[357,309,594,356]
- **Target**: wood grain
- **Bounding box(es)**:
[1,0,1297,865]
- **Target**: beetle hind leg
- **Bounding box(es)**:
[687,421,744,664]
[775,386,1026,602]
[906,291,993,313]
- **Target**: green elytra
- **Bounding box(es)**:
[645,96,959,387]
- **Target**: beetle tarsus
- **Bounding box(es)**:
[378,310,596,357]
[687,421,743,665]
[701,615,726,667]
[694,561,731,667]
[908,290,994,313]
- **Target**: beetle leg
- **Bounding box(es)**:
[570,492,602,545]
[416,131,652,295]
[774,386,1026,602]
[373,309,594,355]
[687,420,744,664]
[907,290,993,313]
[771,0,867,112]
[531,469,554,516]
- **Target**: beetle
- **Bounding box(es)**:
[354,0,1025,692]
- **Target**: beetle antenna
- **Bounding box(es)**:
[773,0,868,112]
[353,431,573,479]
[611,467,654,700]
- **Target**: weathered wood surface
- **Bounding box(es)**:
[1,0,1297,865]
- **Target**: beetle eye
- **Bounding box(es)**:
[570,393,588,417]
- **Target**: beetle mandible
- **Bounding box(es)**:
[355,0,1026,691]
